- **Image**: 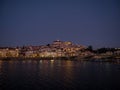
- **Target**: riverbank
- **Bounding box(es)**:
[0,56,77,61]
[0,55,120,62]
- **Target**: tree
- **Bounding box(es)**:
[46,44,50,47]
[87,45,93,52]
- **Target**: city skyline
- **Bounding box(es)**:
[0,0,120,48]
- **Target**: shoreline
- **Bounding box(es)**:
[0,56,120,62]
[0,56,76,60]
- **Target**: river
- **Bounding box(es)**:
[0,59,120,90]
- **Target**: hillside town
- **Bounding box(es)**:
[0,40,120,60]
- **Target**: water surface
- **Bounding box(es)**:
[0,59,120,90]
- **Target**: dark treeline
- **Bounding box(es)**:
[86,45,119,54]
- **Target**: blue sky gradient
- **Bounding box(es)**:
[0,0,120,48]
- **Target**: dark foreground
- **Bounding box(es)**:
[0,59,120,90]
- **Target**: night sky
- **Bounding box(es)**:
[0,0,120,48]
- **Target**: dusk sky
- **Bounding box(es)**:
[0,0,120,48]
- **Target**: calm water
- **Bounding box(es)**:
[0,59,120,90]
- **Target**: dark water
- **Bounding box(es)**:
[0,59,120,90]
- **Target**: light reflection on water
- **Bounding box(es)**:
[0,59,120,90]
